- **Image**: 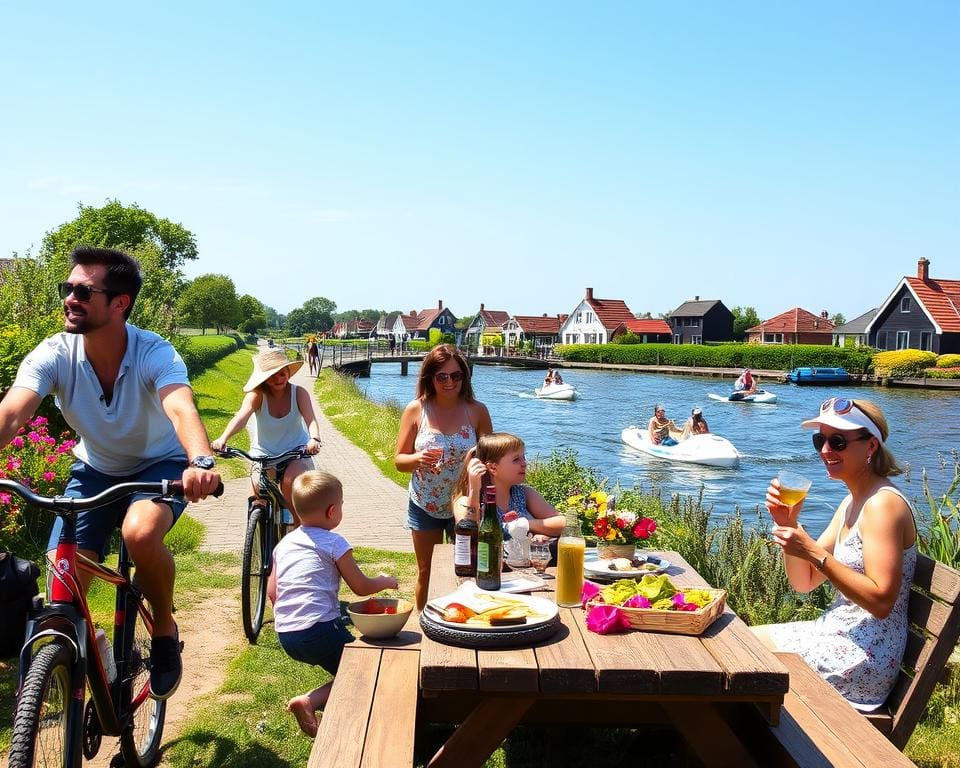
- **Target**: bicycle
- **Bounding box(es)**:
[3,476,222,768]
[215,446,310,644]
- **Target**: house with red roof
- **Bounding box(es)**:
[613,317,673,343]
[745,308,835,345]
[558,288,656,344]
[866,259,960,353]
[502,314,566,351]
[390,300,457,341]
[463,304,512,349]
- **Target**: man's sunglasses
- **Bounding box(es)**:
[58,282,112,302]
[434,371,465,383]
[812,432,872,452]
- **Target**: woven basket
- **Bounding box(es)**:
[587,589,726,636]
[596,543,636,560]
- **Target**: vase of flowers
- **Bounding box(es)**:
[567,491,656,560]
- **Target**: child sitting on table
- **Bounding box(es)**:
[268,470,398,737]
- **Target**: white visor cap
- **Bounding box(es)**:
[801,402,883,443]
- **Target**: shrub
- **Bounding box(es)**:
[173,334,243,377]
[924,368,960,380]
[614,332,641,345]
[936,354,960,369]
[527,449,603,508]
[872,350,938,378]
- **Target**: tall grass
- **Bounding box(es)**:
[918,452,960,568]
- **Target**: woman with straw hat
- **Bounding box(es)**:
[211,349,322,524]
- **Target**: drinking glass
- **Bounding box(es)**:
[530,542,551,577]
[777,470,812,507]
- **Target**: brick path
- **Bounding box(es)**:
[190,361,412,553]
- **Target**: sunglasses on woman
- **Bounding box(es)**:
[58,282,112,302]
[812,432,871,452]
[820,397,856,415]
[434,371,464,383]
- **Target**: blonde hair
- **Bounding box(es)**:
[292,471,343,514]
[452,432,526,500]
[854,399,902,477]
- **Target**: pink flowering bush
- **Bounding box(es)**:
[0,416,76,554]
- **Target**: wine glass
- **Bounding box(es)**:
[530,542,551,578]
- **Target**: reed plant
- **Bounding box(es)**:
[918,452,960,569]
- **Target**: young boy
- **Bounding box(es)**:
[268,470,398,737]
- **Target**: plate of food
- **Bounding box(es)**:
[583,553,671,579]
[424,581,558,632]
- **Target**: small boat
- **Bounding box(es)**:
[620,426,739,468]
[787,367,851,385]
[708,390,778,404]
[534,382,576,400]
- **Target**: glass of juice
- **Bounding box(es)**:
[555,536,585,607]
[777,470,813,507]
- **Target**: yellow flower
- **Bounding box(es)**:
[590,491,608,508]
[566,494,584,507]
[605,528,617,541]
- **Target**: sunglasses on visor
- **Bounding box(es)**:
[434,371,464,383]
[812,432,872,452]
[58,282,112,302]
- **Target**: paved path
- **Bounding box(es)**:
[190,361,412,553]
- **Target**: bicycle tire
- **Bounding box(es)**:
[118,595,166,767]
[241,505,268,643]
[8,639,76,768]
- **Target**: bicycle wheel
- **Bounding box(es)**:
[241,505,268,643]
[118,593,167,768]
[8,639,76,768]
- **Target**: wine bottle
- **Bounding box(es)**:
[453,504,478,577]
[476,484,502,590]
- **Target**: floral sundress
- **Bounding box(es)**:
[408,401,476,519]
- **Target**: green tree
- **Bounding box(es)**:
[237,294,267,333]
[286,296,337,335]
[262,305,280,328]
[177,274,240,334]
[830,313,846,327]
[731,306,761,342]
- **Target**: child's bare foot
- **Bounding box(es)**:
[287,695,318,737]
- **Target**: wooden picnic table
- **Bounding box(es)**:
[418,544,789,768]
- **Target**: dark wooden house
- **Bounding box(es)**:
[668,298,734,344]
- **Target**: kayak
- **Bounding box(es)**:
[620,426,740,468]
[708,390,778,404]
[534,383,576,401]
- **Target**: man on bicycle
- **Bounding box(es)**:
[0,246,221,700]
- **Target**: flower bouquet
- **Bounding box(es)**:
[567,491,656,560]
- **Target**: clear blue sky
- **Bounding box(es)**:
[1,2,957,321]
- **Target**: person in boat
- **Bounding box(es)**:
[543,369,554,387]
[751,398,916,713]
[732,368,757,398]
[648,404,679,446]
[552,371,564,385]
[681,407,710,439]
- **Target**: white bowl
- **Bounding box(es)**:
[346,598,413,639]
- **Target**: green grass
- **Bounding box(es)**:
[313,369,408,487]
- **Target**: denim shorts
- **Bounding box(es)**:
[278,617,354,674]
[407,499,454,537]
[47,459,188,560]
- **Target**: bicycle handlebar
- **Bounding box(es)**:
[0,477,224,512]
[214,445,311,465]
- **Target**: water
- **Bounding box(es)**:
[356,364,960,537]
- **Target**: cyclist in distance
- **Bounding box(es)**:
[0,246,221,701]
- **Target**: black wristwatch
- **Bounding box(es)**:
[189,455,216,471]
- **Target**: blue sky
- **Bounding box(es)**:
[1,3,957,321]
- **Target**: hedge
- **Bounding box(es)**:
[871,350,937,378]
[554,343,875,373]
[936,354,960,369]
[174,334,245,377]
[923,368,960,380]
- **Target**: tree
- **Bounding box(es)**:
[177,274,240,334]
[830,313,846,327]
[262,305,280,328]
[237,295,268,334]
[731,306,761,342]
[286,296,337,335]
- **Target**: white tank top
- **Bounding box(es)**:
[248,385,309,457]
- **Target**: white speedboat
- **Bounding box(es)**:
[708,390,778,404]
[534,382,576,401]
[620,426,740,468]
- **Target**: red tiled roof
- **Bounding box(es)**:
[480,309,510,327]
[906,277,960,332]
[586,297,636,331]
[746,307,835,335]
[513,315,562,334]
[400,312,420,331]
[624,318,672,335]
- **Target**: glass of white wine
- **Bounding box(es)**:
[777,470,813,507]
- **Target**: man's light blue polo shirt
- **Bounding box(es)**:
[13,324,190,476]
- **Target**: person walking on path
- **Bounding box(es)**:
[395,344,492,609]
[0,245,221,700]
[306,340,320,376]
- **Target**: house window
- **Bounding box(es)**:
[692,335,702,344]
[674,318,681,328]
[586,312,594,323]
[673,334,682,344]
[876,331,887,349]
[900,297,911,313]
[685,318,700,327]
[763,333,784,344]
[896,331,910,350]
[920,331,932,351]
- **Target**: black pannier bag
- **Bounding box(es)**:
[0,552,41,658]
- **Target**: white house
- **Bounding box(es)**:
[557,288,636,344]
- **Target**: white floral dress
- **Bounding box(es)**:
[768,487,917,711]
[408,401,477,519]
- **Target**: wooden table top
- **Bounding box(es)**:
[420,544,789,702]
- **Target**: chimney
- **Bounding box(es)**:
[821,310,829,320]
[480,303,485,312]
[542,313,548,317]
[918,258,930,281]
[409,310,416,317]
[585,287,593,301]
[438,299,443,310]
[694,295,699,301]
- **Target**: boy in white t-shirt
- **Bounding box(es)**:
[267,470,398,737]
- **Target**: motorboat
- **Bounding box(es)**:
[534,382,576,400]
[620,426,739,468]
[787,367,851,385]
[708,389,778,404]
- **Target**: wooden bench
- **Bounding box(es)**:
[308,626,421,768]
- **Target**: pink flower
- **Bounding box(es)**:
[615,518,627,530]
[671,593,698,611]
[11,436,23,448]
[7,458,22,471]
[43,436,55,446]
[27,431,40,443]
[0,493,11,505]
[43,471,56,482]
[46,455,58,463]
[623,595,651,609]
[585,605,631,634]
[581,581,601,606]
[30,416,48,427]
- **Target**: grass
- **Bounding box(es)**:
[313,369,408,487]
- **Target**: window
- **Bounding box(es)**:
[763,333,784,344]
[896,331,910,350]
[673,334,682,344]
[584,333,598,344]
[685,317,700,327]
[575,312,582,324]
[876,331,887,349]
[900,297,911,313]
[586,312,594,323]
[674,318,681,328]
[692,335,702,344]
[920,331,932,351]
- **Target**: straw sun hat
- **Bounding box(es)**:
[243,349,303,392]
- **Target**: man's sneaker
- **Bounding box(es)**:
[149,628,182,700]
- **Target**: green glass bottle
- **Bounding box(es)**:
[476,484,502,591]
